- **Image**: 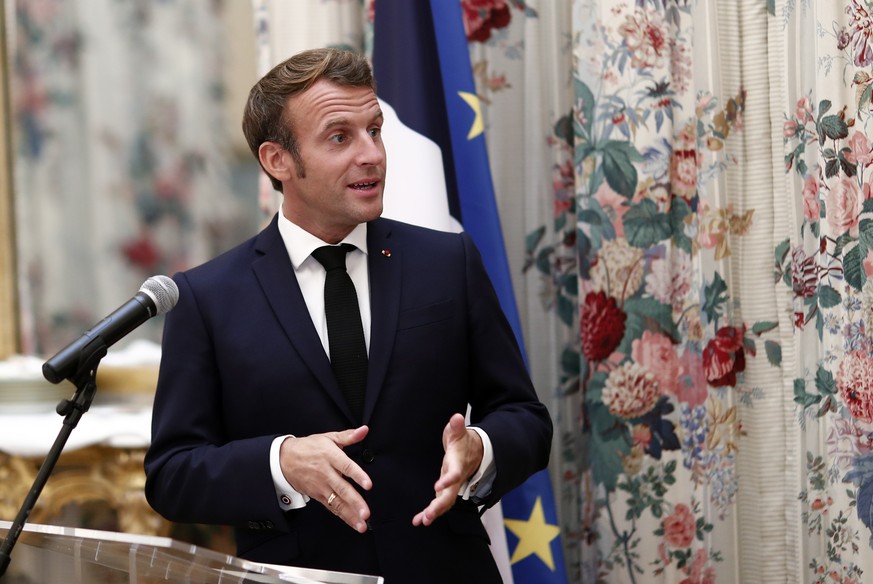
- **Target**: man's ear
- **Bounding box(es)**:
[258,141,293,182]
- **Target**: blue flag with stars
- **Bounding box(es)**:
[373,1,567,582]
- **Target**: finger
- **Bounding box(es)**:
[412,487,457,527]
[442,414,466,447]
[337,454,373,491]
[328,426,373,489]
[332,425,369,448]
[325,481,371,533]
[433,456,464,493]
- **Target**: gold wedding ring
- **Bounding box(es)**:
[327,492,337,507]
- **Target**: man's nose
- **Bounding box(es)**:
[356,133,385,166]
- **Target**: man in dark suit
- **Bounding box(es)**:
[144,47,552,583]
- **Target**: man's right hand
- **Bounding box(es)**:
[279,426,372,533]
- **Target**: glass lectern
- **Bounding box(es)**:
[0,520,383,583]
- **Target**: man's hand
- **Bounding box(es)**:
[412,413,484,527]
[279,426,372,533]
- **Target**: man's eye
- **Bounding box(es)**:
[330,134,346,144]
[369,127,381,138]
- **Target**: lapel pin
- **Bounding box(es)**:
[381,249,392,257]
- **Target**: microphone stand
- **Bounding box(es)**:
[0,338,108,578]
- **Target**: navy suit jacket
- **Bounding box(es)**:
[144,215,552,582]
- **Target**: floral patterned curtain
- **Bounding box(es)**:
[558,1,873,582]
[10,0,253,356]
[566,0,759,580]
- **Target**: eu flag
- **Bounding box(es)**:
[373,2,567,582]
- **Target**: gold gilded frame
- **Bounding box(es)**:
[0,4,18,360]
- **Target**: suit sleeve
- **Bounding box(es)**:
[144,272,290,531]
[458,231,553,509]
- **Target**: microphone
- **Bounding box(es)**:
[42,275,180,384]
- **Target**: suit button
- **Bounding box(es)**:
[362,449,375,463]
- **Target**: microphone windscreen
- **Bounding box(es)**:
[141,275,179,315]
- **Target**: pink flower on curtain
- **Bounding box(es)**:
[552,160,575,216]
[662,503,695,548]
[671,125,700,202]
[826,176,860,237]
[580,290,627,362]
[837,350,873,423]
[601,362,660,419]
[644,249,692,307]
[618,8,670,70]
[844,131,873,167]
[681,548,716,584]
[461,0,511,43]
[848,0,873,67]
[863,250,873,279]
[795,95,814,124]
[670,38,693,94]
[801,175,820,222]
[678,349,708,407]
[671,149,699,200]
[702,326,746,388]
[631,424,652,448]
[838,28,852,51]
[632,330,681,396]
[593,180,630,237]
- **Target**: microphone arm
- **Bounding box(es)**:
[0,275,178,577]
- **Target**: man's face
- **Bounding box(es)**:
[280,79,386,243]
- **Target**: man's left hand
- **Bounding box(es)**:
[412,413,483,527]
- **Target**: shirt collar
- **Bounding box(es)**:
[277,213,369,270]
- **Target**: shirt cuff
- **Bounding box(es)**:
[458,426,495,502]
[270,435,310,510]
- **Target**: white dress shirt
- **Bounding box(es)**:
[269,213,494,510]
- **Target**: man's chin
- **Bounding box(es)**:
[362,200,384,222]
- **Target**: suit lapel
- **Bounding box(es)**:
[251,216,356,421]
[364,219,401,423]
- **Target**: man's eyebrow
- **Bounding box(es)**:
[321,111,384,133]
[322,117,351,132]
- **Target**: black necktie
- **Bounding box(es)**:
[311,244,367,420]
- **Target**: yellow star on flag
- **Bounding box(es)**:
[458,91,484,140]
[503,496,562,570]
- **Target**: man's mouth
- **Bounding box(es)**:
[350,180,378,190]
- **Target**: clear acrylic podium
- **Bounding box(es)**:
[0,520,383,583]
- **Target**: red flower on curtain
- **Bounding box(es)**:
[580,290,626,362]
[848,0,873,67]
[121,235,161,272]
[791,245,818,299]
[461,0,511,43]
[702,325,746,388]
